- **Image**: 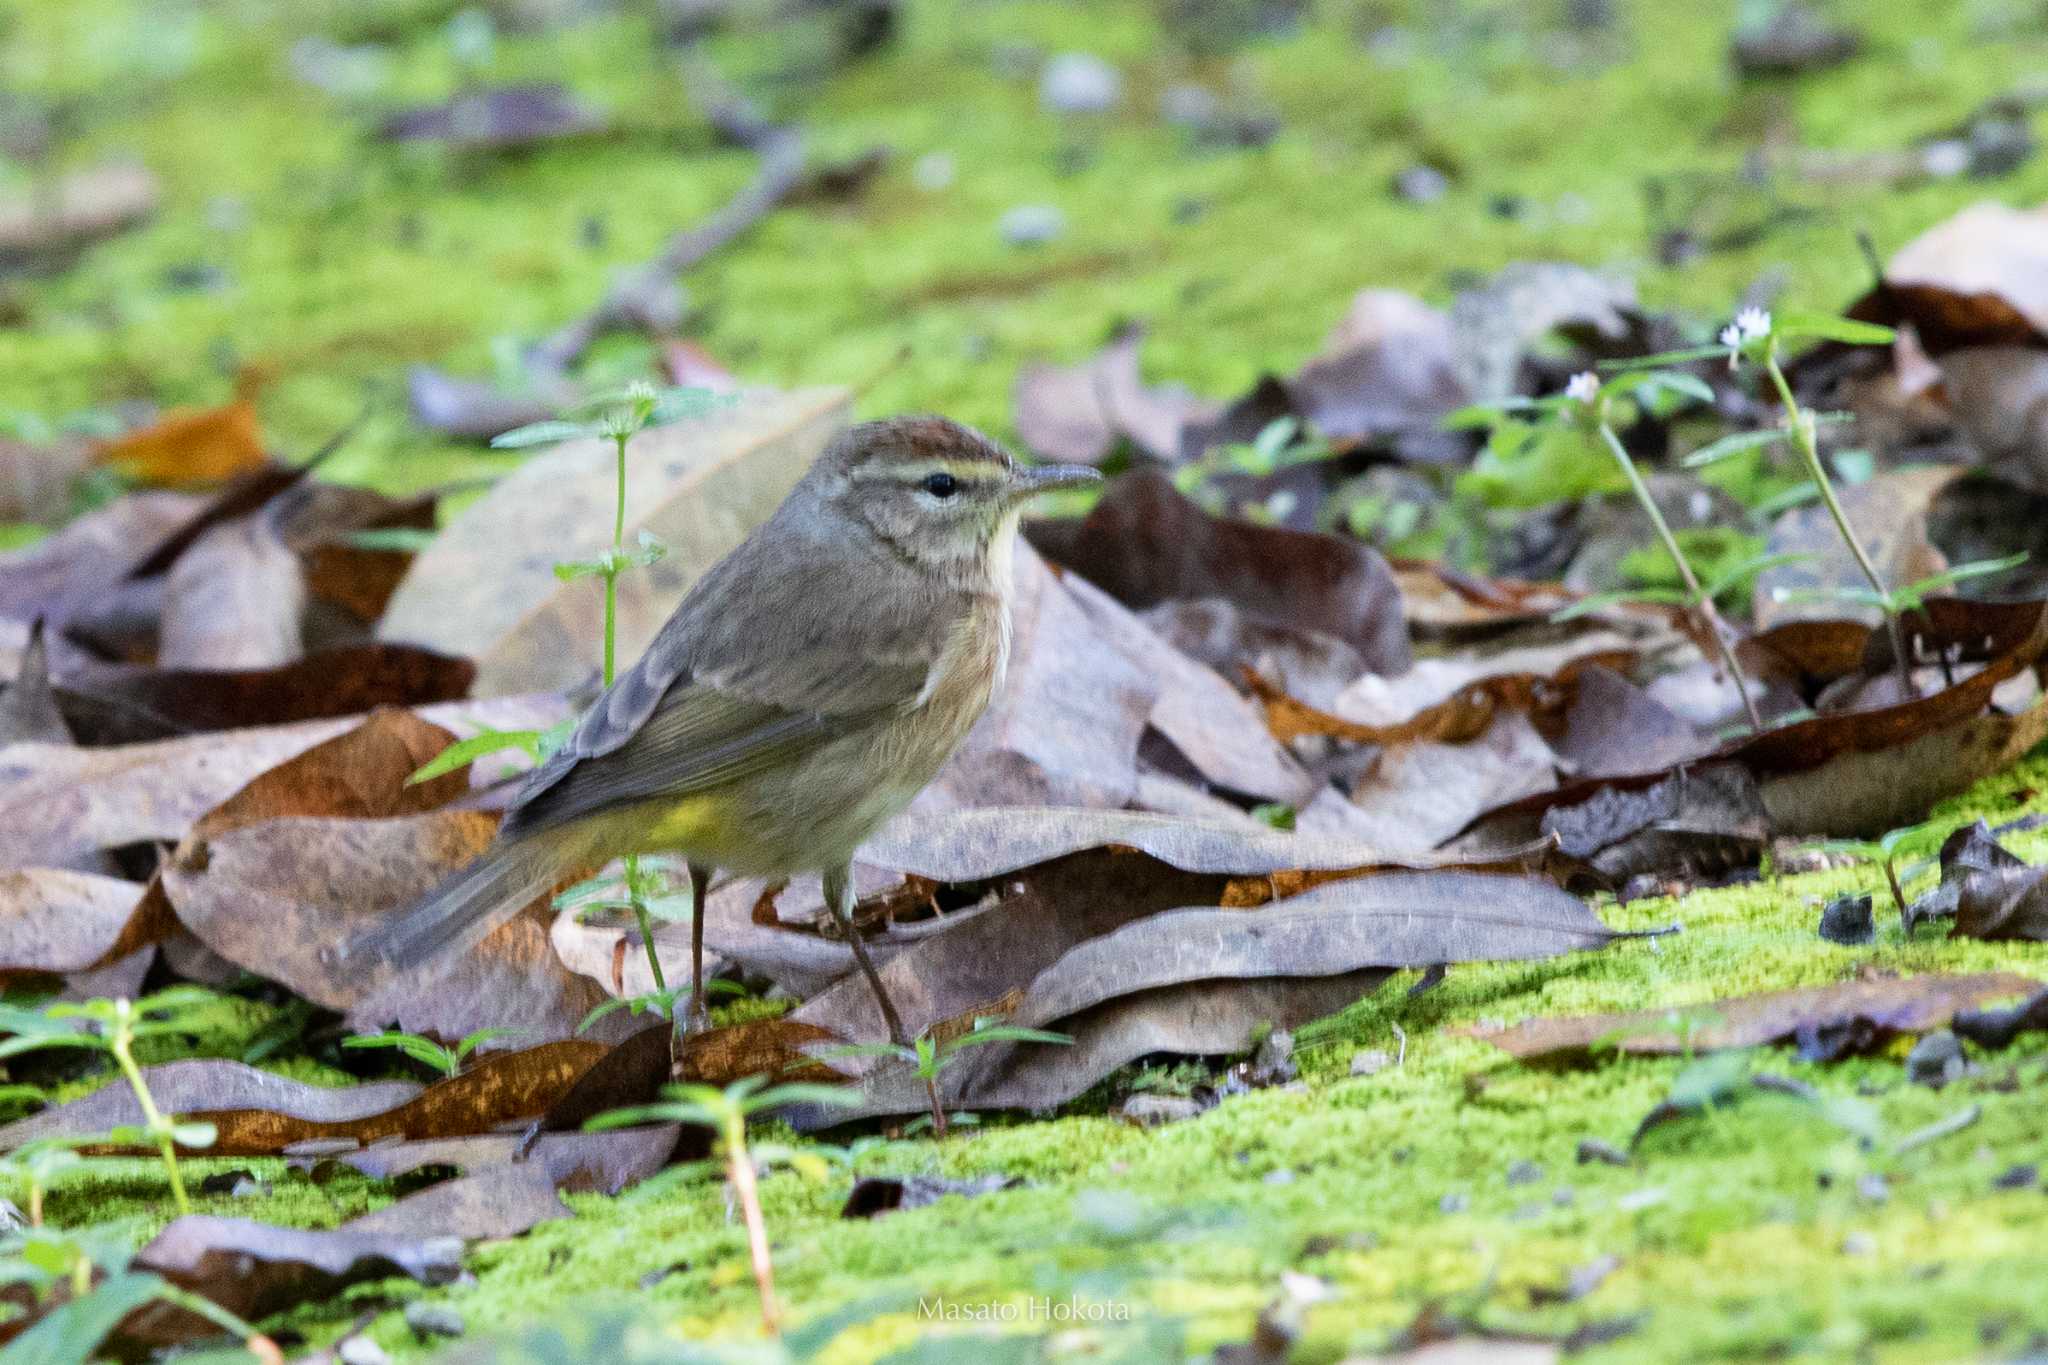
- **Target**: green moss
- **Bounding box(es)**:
[1,0,2043,501]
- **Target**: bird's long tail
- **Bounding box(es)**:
[346,839,559,972]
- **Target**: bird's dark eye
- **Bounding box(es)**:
[920,472,959,498]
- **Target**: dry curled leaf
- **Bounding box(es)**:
[1460,971,2040,1060]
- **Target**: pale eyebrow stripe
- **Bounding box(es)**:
[850,458,1005,484]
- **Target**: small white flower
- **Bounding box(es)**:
[1564,370,1600,405]
[1719,323,1745,372]
[1721,309,1772,371]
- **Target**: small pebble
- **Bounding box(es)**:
[405,1302,466,1340]
[1263,1168,1297,1186]
[1249,1029,1298,1087]
[1857,1173,1890,1205]
[1992,1163,2037,1190]
[1039,52,1122,114]
[1907,1030,1967,1089]
[1349,1049,1391,1077]
[1159,83,1219,128]
[1508,1201,1545,1222]
[1818,892,1874,946]
[337,1337,393,1365]
[1577,1139,1630,1167]
[1438,1191,1468,1214]
[1842,1231,1877,1256]
[1507,1159,1544,1187]
[1120,1094,1205,1127]
[1392,165,1450,203]
[998,204,1064,247]
[912,152,955,192]
[1552,1187,1576,1207]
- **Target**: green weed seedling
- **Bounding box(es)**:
[0,989,223,1216]
[341,1026,526,1079]
[825,1018,1073,1139]
[410,382,732,1020]
[0,1137,89,1228]
[589,1076,862,1334]
[1802,819,1952,921]
[0,1221,277,1364]
[1453,368,1770,731]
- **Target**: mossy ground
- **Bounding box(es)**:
[8,0,2048,1359]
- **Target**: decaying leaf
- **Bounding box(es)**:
[1849,199,2048,352]
[157,508,306,670]
[307,1125,686,1197]
[70,642,478,737]
[0,160,157,265]
[188,706,471,840]
[344,1162,571,1240]
[1013,324,1221,464]
[0,1060,421,1154]
[1465,602,2048,842]
[1461,971,2040,1060]
[1029,469,1410,673]
[0,619,69,746]
[0,490,202,628]
[0,868,160,977]
[380,84,606,151]
[95,396,266,488]
[158,812,629,1044]
[0,693,560,872]
[1754,467,1959,628]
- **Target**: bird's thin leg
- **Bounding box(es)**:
[686,860,713,1035]
[825,862,908,1045]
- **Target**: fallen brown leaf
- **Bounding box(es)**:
[1460,971,2040,1060]
[1028,469,1410,673]
[1848,199,2048,352]
[0,693,561,872]
[96,396,266,488]
[157,507,305,670]
[304,1126,686,1196]
[1013,324,1221,465]
[0,868,158,977]
[0,161,156,265]
[160,811,631,1044]
[0,1060,421,1154]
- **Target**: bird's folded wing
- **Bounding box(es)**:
[498,681,880,839]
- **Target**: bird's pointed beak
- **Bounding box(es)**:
[1008,463,1103,498]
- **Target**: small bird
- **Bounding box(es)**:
[354,416,1099,1040]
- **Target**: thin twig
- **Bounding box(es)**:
[1893,1103,1980,1156]
[528,54,803,375]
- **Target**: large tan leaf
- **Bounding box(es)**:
[378,386,849,695]
[0,693,563,871]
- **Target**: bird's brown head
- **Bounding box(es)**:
[810,416,1098,577]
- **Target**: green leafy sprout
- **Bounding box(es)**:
[588,1075,862,1333]
[340,1026,527,1079]
[1452,365,1767,731]
[0,1220,277,1364]
[822,1018,1073,1139]
[0,988,225,1217]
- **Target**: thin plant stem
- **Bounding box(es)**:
[29,1181,42,1228]
[1762,349,1914,695]
[723,1111,781,1334]
[1595,421,1765,731]
[109,1002,188,1215]
[606,431,667,1002]
[924,1072,948,1138]
[1881,857,1908,919]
